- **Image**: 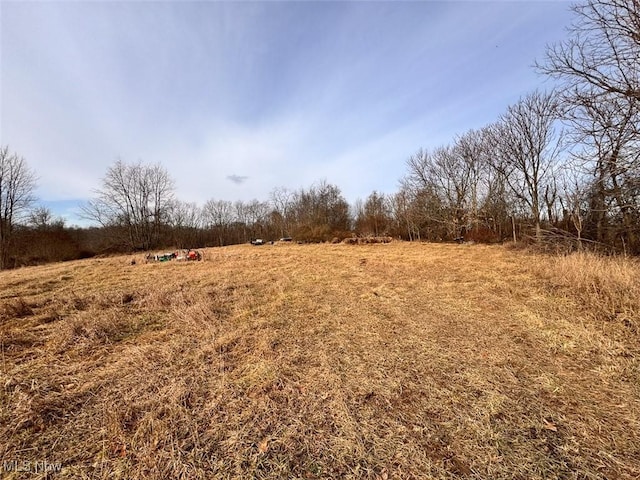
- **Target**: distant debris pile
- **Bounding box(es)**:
[145,249,202,263]
[343,236,393,245]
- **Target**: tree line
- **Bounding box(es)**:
[396,0,639,252]
[1,0,638,268]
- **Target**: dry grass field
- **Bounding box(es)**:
[1,242,638,479]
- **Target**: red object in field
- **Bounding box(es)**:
[188,251,197,260]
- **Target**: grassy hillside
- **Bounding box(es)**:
[1,242,638,479]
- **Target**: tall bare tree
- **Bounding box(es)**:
[558,173,591,249]
[233,200,251,243]
[28,206,64,230]
[403,137,489,240]
[166,200,202,248]
[82,159,174,250]
[269,187,294,238]
[490,91,564,241]
[390,188,419,241]
[0,146,37,269]
[245,199,271,240]
[356,191,391,237]
[290,181,350,241]
[539,0,640,102]
[397,163,449,242]
[203,199,234,246]
[540,0,640,251]
[403,149,448,239]
[565,94,640,249]
[455,129,487,231]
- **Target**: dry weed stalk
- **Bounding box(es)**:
[528,251,640,333]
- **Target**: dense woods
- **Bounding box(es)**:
[1,0,638,268]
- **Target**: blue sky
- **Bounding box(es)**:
[1,0,574,226]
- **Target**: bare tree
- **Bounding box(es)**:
[455,129,488,232]
[269,187,294,238]
[390,189,417,241]
[397,168,448,242]
[480,164,513,240]
[404,139,487,240]
[28,206,64,230]
[559,174,591,250]
[566,93,640,250]
[356,191,391,236]
[203,199,234,246]
[431,145,473,238]
[82,159,174,250]
[233,200,250,243]
[540,0,640,251]
[0,146,37,269]
[402,149,449,239]
[490,91,564,241]
[539,0,640,102]
[245,199,271,240]
[290,181,351,241]
[166,200,202,248]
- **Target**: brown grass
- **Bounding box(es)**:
[528,252,640,331]
[0,242,638,479]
